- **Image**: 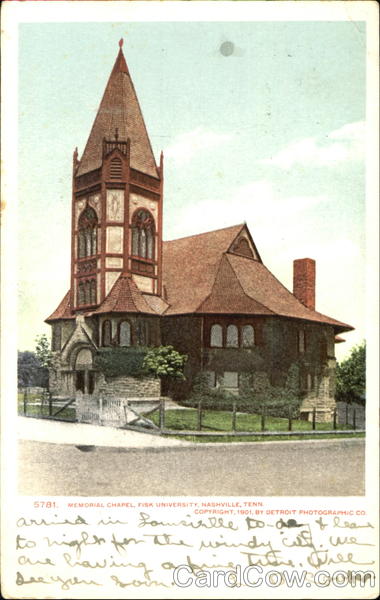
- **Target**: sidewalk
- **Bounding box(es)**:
[17,416,189,448]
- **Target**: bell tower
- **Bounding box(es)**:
[70,39,163,314]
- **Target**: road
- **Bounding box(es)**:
[18,438,364,496]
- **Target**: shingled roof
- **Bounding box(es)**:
[76,43,158,178]
[162,224,246,315]
[162,224,353,333]
[91,274,158,315]
[45,291,73,322]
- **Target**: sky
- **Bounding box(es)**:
[16,18,368,361]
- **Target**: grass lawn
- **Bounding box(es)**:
[150,408,363,443]
[18,393,76,421]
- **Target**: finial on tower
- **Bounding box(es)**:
[119,38,124,48]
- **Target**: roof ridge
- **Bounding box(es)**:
[164,223,244,244]
[194,253,225,313]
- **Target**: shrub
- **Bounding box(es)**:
[94,347,149,379]
[143,345,187,379]
[184,365,303,418]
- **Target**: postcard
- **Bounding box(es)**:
[1,1,379,598]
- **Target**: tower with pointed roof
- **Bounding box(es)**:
[46,42,353,423]
[71,38,163,314]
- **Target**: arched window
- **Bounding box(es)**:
[210,324,223,347]
[242,325,255,347]
[119,321,131,347]
[102,320,112,347]
[131,209,155,260]
[226,324,238,347]
[90,280,97,305]
[78,206,98,258]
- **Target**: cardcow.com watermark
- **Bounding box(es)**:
[173,565,376,589]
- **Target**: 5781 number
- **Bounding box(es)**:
[33,501,57,508]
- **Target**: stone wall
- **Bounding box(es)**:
[97,373,161,400]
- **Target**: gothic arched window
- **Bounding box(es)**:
[226,325,239,347]
[242,325,255,347]
[210,324,223,348]
[119,320,131,347]
[78,206,98,258]
[102,320,112,347]
[131,209,155,260]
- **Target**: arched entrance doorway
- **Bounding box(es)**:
[74,348,95,395]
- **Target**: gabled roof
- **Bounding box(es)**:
[45,291,73,322]
[162,224,353,333]
[77,43,158,178]
[91,274,158,315]
[162,224,249,314]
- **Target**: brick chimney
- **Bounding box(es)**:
[293,258,316,310]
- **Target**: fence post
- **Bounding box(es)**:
[232,400,237,433]
[312,408,316,431]
[159,397,165,431]
[288,406,292,432]
[261,405,266,432]
[48,392,53,417]
[197,399,202,431]
[23,389,27,415]
[345,403,349,426]
[40,392,44,417]
[353,408,356,430]
[333,408,337,430]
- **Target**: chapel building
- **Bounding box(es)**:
[46,41,353,422]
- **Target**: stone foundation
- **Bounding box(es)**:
[300,395,336,423]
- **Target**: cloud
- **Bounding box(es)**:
[259,121,365,169]
[165,179,328,240]
[164,127,232,165]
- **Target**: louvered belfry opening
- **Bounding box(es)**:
[109,156,122,180]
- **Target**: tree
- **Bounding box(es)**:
[18,351,42,388]
[335,341,366,404]
[142,346,187,380]
[35,334,53,368]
